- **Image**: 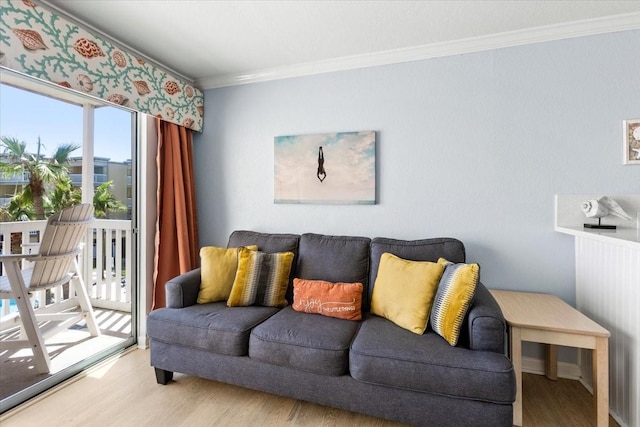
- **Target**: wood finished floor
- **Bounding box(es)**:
[0,348,620,427]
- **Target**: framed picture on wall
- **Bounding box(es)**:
[623,119,640,165]
[274,131,376,204]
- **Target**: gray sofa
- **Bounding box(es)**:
[148,231,515,427]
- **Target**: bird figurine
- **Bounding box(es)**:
[581,196,631,229]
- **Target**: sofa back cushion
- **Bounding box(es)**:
[367,237,465,310]
[228,230,300,255]
[296,233,370,289]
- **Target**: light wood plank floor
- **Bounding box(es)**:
[1,348,620,427]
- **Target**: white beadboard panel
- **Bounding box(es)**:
[575,236,639,427]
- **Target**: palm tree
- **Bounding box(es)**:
[92,181,127,218]
[48,177,126,218]
[5,191,34,220]
[0,136,79,220]
[48,176,82,213]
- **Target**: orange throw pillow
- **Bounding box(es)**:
[292,279,363,321]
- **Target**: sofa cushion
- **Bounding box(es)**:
[296,233,370,286]
[431,258,479,346]
[367,237,466,310]
[227,248,294,307]
[228,230,300,256]
[292,278,363,321]
[197,245,257,304]
[370,253,444,334]
[350,314,515,404]
[249,306,360,376]
[147,302,280,356]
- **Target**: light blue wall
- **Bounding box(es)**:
[194,30,639,308]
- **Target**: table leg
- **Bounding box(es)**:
[511,326,523,426]
[544,344,558,380]
[593,337,609,427]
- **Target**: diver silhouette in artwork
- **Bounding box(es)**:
[317,146,326,182]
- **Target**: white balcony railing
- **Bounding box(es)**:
[68,174,109,185]
[0,171,30,184]
[0,218,132,322]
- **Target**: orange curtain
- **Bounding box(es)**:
[152,119,199,309]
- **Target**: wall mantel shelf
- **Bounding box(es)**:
[555,225,639,249]
[555,193,639,248]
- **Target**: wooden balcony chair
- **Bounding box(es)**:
[0,203,99,373]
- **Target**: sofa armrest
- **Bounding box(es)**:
[465,282,507,354]
[165,268,202,308]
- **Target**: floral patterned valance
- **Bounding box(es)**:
[0,0,203,132]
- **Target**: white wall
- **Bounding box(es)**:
[194,30,639,308]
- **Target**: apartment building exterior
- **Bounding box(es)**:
[0,156,131,219]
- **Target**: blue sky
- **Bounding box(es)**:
[0,84,132,162]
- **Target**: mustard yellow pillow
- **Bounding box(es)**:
[371,253,445,334]
[197,245,257,304]
[430,258,479,346]
[227,247,294,307]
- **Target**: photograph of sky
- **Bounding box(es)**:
[274,131,375,204]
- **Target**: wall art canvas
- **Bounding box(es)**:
[274,131,376,204]
[623,119,640,165]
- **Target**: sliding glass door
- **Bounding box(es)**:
[0,68,137,412]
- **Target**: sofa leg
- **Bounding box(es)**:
[154,367,173,385]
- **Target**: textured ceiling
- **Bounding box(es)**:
[47,1,640,88]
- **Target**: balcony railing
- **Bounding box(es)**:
[68,174,109,185]
[0,218,132,323]
[0,171,29,184]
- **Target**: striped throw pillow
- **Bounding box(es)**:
[227,247,294,307]
[197,245,257,303]
[430,258,479,346]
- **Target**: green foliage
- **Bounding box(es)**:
[48,176,81,213]
[2,176,126,221]
[6,191,34,221]
[1,136,79,220]
[47,177,127,218]
[92,181,127,218]
[0,136,128,221]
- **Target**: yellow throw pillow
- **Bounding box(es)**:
[430,258,479,346]
[197,245,257,304]
[227,247,294,307]
[371,253,445,334]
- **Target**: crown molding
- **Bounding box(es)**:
[196,12,640,90]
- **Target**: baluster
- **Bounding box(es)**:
[114,229,123,303]
[124,227,132,304]
[105,228,113,301]
[95,228,104,299]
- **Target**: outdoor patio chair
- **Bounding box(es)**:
[0,203,99,373]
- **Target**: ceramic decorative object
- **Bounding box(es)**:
[581,196,632,229]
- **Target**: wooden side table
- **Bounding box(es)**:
[490,290,610,427]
